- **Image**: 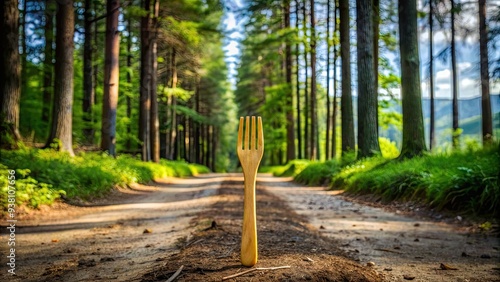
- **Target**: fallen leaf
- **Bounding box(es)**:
[440,263,458,270]
[51,239,59,243]
[143,229,153,234]
[366,261,375,267]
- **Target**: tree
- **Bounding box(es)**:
[150,0,160,162]
[140,0,152,161]
[295,0,302,159]
[340,0,355,154]
[398,0,426,158]
[451,0,459,148]
[284,0,295,162]
[0,0,22,147]
[101,0,120,156]
[479,0,492,145]
[428,0,436,150]
[356,0,380,158]
[83,0,95,144]
[46,0,75,155]
[326,0,332,159]
[309,0,318,160]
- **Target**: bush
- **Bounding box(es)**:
[0,149,210,211]
[295,160,339,185]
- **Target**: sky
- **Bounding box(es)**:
[222,0,500,99]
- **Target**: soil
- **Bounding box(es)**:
[1,174,499,281]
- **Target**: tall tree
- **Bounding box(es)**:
[451,0,459,148]
[140,0,152,161]
[150,0,160,162]
[42,0,54,124]
[284,0,295,162]
[0,0,22,147]
[46,0,74,155]
[302,1,310,159]
[101,0,120,156]
[294,0,302,159]
[126,14,133,150]
[429,0,435,150]
[83,0,95,144]
[326,0,332,160]
[398,0,426,158]
[479,0,492,145]
[356,0,380,158]
[340,0,355,154]
[332,1,339,158]
[309,0,318,160]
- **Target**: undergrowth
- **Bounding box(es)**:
[0,149,210,211]
[295,146,499,215]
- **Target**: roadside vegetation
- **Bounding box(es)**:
[0,149,210,211]
[265,143,499,216]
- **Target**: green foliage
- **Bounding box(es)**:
[379,137,400,158]
[0,149,210,211]
[295,160,339,186]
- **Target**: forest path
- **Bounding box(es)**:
[3,174,227,282]
[3,174,499,281]
[262,175,500,282]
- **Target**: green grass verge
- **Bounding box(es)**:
[294,146,499,215]
[0,149,210,211]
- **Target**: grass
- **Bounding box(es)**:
[259,159,310,177]
[293,145,499,215]
[0,149,210,211]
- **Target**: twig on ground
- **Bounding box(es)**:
[166,265,184,282]
[185,238,204,248]
[374,248,401,254]
[222,266,291,281]
[304,257,314,262]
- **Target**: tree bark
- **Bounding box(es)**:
[140,0,152,161]
[42,0,54,124]
[309,0,318,160]
[167,48,178,160]
[398,0,426,158]
[356,0,380,158]
[284,0,295,162]
[294,0,302,159]
[46,0,74,156]
[479,0,492,145]
[340,0,355,154]
[150,0,160,162]
[302,1,309,159]
[332,2,338,159]
[451,0,459,149]
[429,0,435,150]
[83,0,95,144]
[326,0,331,160]
[101,0,120,156]
[126,14,132,150]
[0,0,22,147]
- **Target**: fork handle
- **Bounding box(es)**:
[241,172,258,267]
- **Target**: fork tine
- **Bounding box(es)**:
[258,116,263,150]
[238,117,243,150]
[251,116,256,150]
[245,116,250,150]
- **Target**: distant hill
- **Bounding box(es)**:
[351,94,500,148]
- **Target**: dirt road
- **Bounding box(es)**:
[1,174,499,281]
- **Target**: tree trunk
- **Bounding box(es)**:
[126,15,132,150]
[373,0,379,136]
[309,0,318,160]
[150,0,160,162]
[140,0,152,161]
[83,0,95,144]
[0,0,22,147]
[101,0,120,156]
[302,1,309,159]
[284,0,295,162]
[326,0,331,160]
[398,0,426,158]
[295,0,302,159]
[168,48,178,160]
[356,0,380,158]
[332,2,338,159]
[451,0,459,149]
[479,0,492,145]
[340,0,355,154]
[46,0,74,156]
[429,0,435,150]
[21,0,27,96]
[42,0,54,124]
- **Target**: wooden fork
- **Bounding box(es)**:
[237,116,264,267]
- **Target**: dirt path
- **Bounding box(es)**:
[1,174,226,281]
[2,174,498,281]
[262,175,500,282]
